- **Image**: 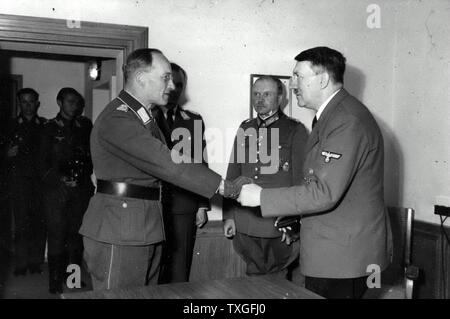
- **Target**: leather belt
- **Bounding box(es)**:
[96,179,160,200]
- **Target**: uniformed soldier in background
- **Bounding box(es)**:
[223,76,308,279]
[79,48,248,290]
[4,88,47,276]
[153,63,211,283]
[38,88,93,294]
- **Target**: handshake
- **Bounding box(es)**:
[219,176,254,199]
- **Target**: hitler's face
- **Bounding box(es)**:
[137,52,175,106]
[58,93,80,120]
[291,61,323,110]
[167,68,185,106]
[18,93,40,118]
[252,79,281,117]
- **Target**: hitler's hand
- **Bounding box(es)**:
[237,183,262,207]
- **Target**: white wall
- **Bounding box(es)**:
[1,0,448,223]
[8,56,86,119]
[391,0,450,223]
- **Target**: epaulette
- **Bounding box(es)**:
[180,109,191,120]
[241,118,253,124]
[116,104,128,112]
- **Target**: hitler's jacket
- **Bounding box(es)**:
[260,89,393,278]
[223,111,307,238]
[79,91,221,246]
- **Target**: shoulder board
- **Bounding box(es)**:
[116,104,128,112]
[180,110,190,120]
[241,118,253,124]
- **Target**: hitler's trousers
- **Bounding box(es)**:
[305,275,369,299]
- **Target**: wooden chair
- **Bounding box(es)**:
[364,207,419,299]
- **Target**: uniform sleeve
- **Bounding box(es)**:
[97,111,221,199]
[261,116,367,217]
[222,129,242,220]
[290,123,308,186]
[198,117,211,209]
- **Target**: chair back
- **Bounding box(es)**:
[382,207,415,285]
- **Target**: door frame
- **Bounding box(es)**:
[0,13,148,118]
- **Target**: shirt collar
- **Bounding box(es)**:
[257,110,281,127]
[315,89,341,120]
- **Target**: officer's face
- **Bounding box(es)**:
[18,93,39,118]
[168,69,185,105]
[252,79,281,117]
[139,53,175,106]
[58,93,80,120]
[292,61,323,110]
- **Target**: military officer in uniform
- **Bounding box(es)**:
[153,63,211,283]
[223,76,308,279]
[38,87,93,294]
[238,47,392,299]
[5,88,47,276]
[79,48,246,290]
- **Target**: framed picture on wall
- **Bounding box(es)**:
[249,74,293,119]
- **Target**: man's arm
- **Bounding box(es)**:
[239,117,368,217]
[98,111,221,199]
[260,117,367,217]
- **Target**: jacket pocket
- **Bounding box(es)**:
[104,197,146,243]
[313,222,351,247]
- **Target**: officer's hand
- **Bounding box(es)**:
[196,208,208,228]
[233,176,253,193]
[222,176,254,199]
[222,179,239,199]
[223,219,236,238]
[7,145,18,158]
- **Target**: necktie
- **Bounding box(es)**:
[166,108,174,130]
[312,116,318,129]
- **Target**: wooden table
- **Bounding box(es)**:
[62,275,323,299]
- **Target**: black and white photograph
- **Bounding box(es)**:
[0,0,449,307]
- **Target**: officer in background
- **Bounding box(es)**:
[153,63,210,283]
[223,76,308,280]
[37,88,93,294]
[4,88,47,276]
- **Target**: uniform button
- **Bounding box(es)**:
[254,176,258,179]
[309,168,314,174]
[122,202,128,208]
[254,167,258,171]
[278,145,282,149]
